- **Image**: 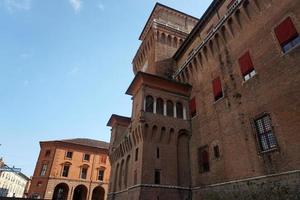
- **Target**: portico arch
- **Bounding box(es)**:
[52,183,69,200]
[72,184,87,200]
[91,186,105,200]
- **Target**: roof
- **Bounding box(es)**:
[173,0,223,59]
[139,2,199,40]
[41,138,109,149]
[107,114,131,127]
[126,71,191,96]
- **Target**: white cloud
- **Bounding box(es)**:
[4,0,32,12]
[97,2,104,10]
[69,0,82,13]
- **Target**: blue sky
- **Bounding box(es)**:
[0,0,212,176]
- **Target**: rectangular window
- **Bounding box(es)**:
[198,147,210,173]
[156,147,160,159]
[66,151,73,159]
[275,17,300,53]
[254,114,278,152]
[189,97,197,117]
[45,150,51,157]
[40,164,48,176]
[83,154,90,161]
[62,165,70,177]
[154,169,161,184]
[212,77,223,101]
[98,169,105,181]
[80,168,88,179]
[213,145,220,158]
[238,51,256,81]
[135,148,139,161]
[100,155,107,164]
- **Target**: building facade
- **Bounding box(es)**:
[28,138,110,200]
[0,158,29,198]
[107,0,300,200]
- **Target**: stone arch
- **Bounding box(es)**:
[113,163,119,192]
[209,40,214,55]
[161,33,166,43]
[52,183,69,200]
[167,35,172,46]
[91,186,105,200]
[143,123,149,141]
[156,97,164,115]
[176,102,183,119]
[151,125,158,141]
[234,9,242,28]
[118,159,125,190]
[177,130,191,187]
[160,127,166,142]
[166,100,174,117]
[173,37,178,47]
[221,25,228,43]
[124,155,131,187]
[72,184,87,200]
[227,17,234,37]
[168,128,175,144]
[145,95,154,113]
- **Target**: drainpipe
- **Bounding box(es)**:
[87,153,96,200]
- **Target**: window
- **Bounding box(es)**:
[189,97,196,117]
[274,17,300,53]
[154,169,161,184]
[66,151,73,159]
[62,165,70,177]
[98,169,105,181]
[83,154,90,161]
[212,77,223,101]
[156,147,160,159]
[135,148,139,161]
[80,167,88,179]
[238,51,256,81]
[166,100,174,117]
[145,95,154,113]
[254,114,278,152]
[45,150,51,157]
[176,102,183,119]
[156,98,164,115]
[37,181,42,187]
[213,145,220,158]
[100,155,107,164]
[198,147,209,173]
[40,164,48,176]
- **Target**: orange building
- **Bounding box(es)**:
[28,138,110,200]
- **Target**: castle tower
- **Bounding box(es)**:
[132,3,198,78]
[107,72,192,200]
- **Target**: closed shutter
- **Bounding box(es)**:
[275,17,298,46]
[238,51,254,76]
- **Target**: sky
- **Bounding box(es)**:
[0,0,213,177]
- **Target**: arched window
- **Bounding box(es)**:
[156,98,164,115]
[176,102,183,119]
[145,95,154,113]
[166,100,174,117]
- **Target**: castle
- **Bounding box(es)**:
[107,0,300,199]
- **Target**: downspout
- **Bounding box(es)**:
[87,152,96,200]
